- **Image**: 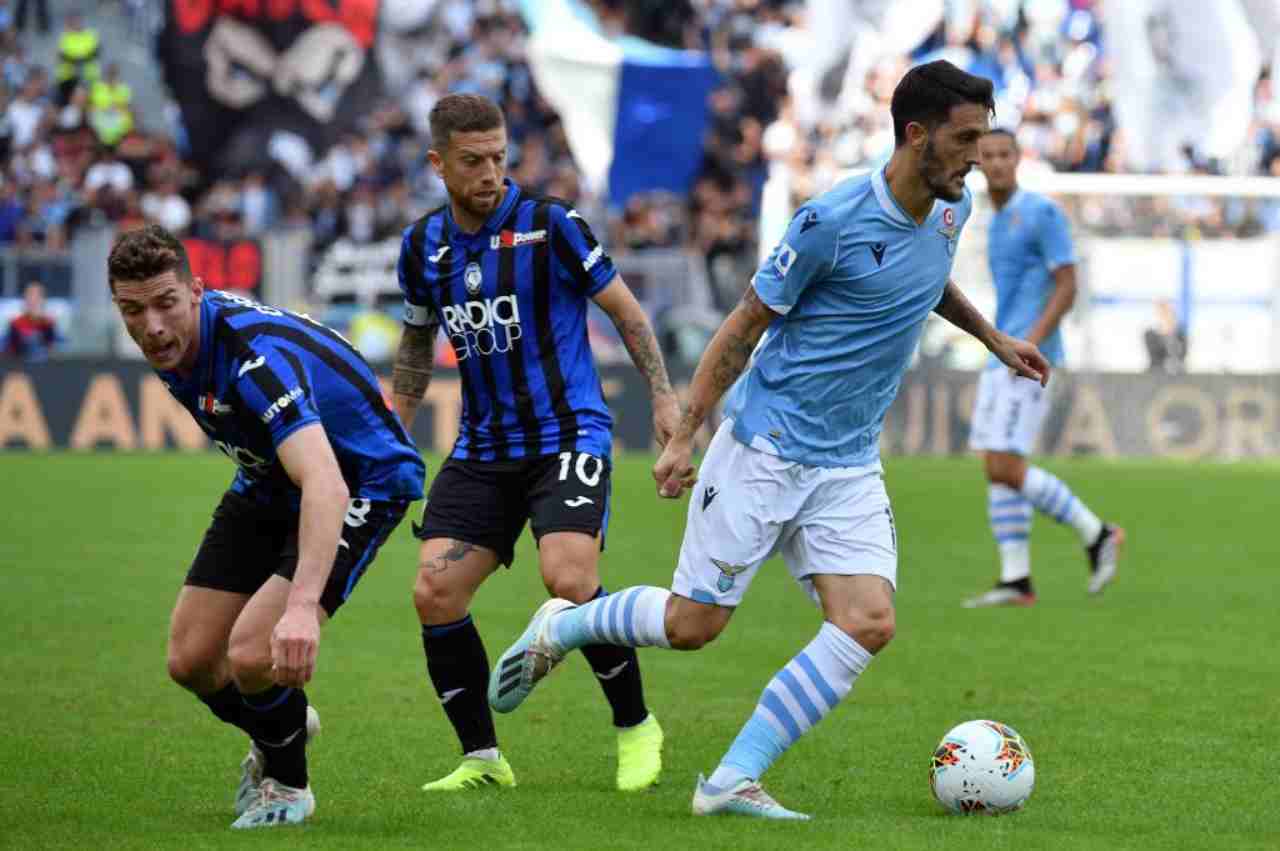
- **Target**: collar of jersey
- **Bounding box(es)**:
[872,166,935,230]
[445,177,521,240]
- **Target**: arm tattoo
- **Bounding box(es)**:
[614,317,674,397]
[421,539,476,574]
[933,281,994,344]
[679,286,768,436]
[392,322,437,402]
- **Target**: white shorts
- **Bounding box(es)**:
[670,420,898,608]
[968,367,1050,455]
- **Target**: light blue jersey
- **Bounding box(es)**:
[986,189,1075,367]
[724,167,973,468]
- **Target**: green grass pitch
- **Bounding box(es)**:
[1,453,1276,850]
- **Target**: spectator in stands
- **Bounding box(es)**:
[1143,299,1188,374]
[89,62,133,147]
[141,177,191,235]
[6,68,49,152]
[55,11,99,106]
[239,170,279,235]
[4,281,60,360]
[12,0,48,35]
[0,179,23,243]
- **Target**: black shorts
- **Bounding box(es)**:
[186,490,409,617]
[414,452,612,566]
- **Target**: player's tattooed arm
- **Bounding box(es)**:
[676,285,777,440]
[936,280,1050,386]
[392,320,437,430]
[593,276,681,444]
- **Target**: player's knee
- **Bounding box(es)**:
[666,611,725,650]
[542,570,598,604]
[984,454,1025,489]
[226,635,272,683]
[413,566,468,622]
[166,646,218,690]
[836,606,896,653]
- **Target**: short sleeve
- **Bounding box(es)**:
[397,222,439,327]
[1036,199,1076,271]
[550,204,616,297]
[233,346,321,447]
[751,204,837,315]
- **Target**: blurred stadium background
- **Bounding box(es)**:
[3,0,1280,457]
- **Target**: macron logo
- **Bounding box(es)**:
[429,245,451,263]
[238,356,265,377]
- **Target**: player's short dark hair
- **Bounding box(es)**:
[891,60,996,147]
[108,224,192,291]
[429,94,505,151]
[983,128,1019,150]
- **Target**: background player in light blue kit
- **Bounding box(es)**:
[963,129,1124,608]
[485,61,1050,820]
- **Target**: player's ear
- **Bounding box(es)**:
[905,120,929,152]
[427,148,445,177]
[189,275,205,302]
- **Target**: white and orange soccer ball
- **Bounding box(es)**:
[929,719,1035,815]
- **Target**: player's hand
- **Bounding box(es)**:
[990,332,1050,387]
[653,435,697,498]
[651,393,681,449]
[271,603,321,687]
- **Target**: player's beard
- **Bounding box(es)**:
[921,139,966,203]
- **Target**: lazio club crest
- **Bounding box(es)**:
[938,206,958,256]
[711,558,750,593]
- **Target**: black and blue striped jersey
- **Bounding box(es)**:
[397,178,618,461]
[158,290,425,506]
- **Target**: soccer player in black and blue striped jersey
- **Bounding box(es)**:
[110,225,425,830]
[391,94,680,793]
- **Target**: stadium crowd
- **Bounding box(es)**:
[3,0,1280,346]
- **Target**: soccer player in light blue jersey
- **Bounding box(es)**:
[963,129,1124,608]
[486,61,1049,820]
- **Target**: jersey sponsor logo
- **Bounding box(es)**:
[583,244,603,271]
[710,558,751,593]
[702,485,718,511]
[198,393,233,416]
[774,241,797,277]
[439,295,522,360]
[489,228,547,250]
[464,261,483,295]
[261,386,305,423]
[870,242,887,266]
[237,355,266,377]
[428,244,451,263]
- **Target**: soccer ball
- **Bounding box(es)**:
[929,719,1035,815]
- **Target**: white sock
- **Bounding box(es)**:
[988,484,1032,583]
[465,747,500,762]
[1020,466,1102,546]
[549,586,672,651]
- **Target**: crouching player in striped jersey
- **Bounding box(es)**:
[391,94,679,793]
[110,225,425,828]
